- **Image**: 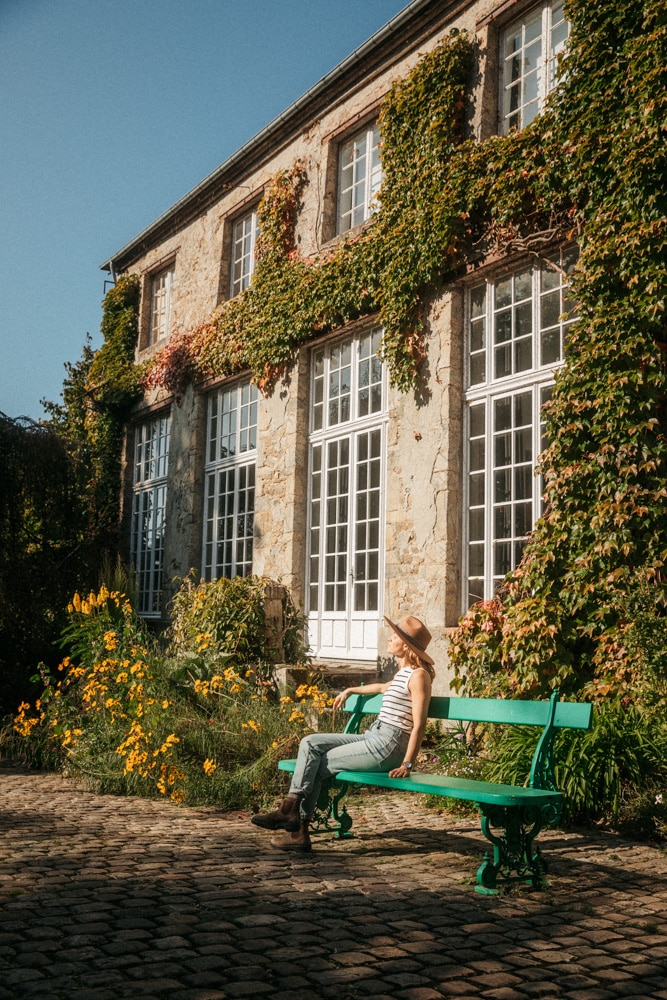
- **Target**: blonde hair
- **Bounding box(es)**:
[404,644,436,680]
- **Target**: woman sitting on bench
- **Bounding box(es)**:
[251,614,435,851]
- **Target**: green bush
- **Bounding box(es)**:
[479,705,667,834]
[167,574,310,683]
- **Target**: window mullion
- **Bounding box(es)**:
[533,387,543,527]
[542,3,550,109]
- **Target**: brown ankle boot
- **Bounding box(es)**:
[251,794,301,831]
[270,820,312,852]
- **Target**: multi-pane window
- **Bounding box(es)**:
[131,415,170,616]
[203,381,258,580]
[231,209,260,297]
[465,249,577,605]
[308,329,387,659]
[337,122,382,234]
[500,0,569,133]
[149,264,174,344]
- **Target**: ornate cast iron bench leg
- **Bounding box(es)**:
[331,779,353,837]
[476,804,551,895]
[308,779,353,837]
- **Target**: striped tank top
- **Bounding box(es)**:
[377,667,414,733]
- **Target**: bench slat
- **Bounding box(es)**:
[277,758,561,807]
[343,693,592,730]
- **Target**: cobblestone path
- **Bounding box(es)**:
[1,766,667,1000]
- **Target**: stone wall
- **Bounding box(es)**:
[251,352,309,607]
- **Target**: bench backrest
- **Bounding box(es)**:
[342,691,592,730]
[341,688,593,792]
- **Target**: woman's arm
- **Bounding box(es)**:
[332,681,390,711]
[388,668,431,778]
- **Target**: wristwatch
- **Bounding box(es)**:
[402,761,413,771]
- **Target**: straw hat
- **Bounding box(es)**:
[384,614,434,665]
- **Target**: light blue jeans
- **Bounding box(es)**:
[289,721,410,821]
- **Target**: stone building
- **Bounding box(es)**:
[101,0,573,691]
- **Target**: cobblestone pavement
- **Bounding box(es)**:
[2,766,667,1000]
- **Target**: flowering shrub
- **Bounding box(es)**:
[167,573,310,681]
[3,584,335,810]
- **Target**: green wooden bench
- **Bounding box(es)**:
[278,689,593,894]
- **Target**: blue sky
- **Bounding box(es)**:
[0,0,408,421]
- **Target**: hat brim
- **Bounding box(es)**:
[384,615,434,665]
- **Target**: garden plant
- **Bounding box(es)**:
[2,577,338,812]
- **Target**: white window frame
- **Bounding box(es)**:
[230,209,260,297]
[149,264,174,345]
[500,0,569,133]
[307,328,388,660]
[337,122,382,234]
[202,380,258,581]
[464,250,577,606]
[131,414,170,617]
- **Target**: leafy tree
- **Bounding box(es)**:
[0,414,86,713]
[0,277,142,715]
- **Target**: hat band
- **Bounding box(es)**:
[393,622,427,653]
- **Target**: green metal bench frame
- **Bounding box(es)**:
[278,689,592,894]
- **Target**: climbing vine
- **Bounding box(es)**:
[448,0,667,703]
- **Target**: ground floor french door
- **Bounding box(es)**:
[307,424,386,660]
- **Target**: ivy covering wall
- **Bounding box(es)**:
[448,0,667,703]
[73,0,666,703]
[47,275,142,554]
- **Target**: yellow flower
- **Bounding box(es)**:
[195,631,213,652]
[161,700,170,709]
[13,701,40,737]
[162,733,179,749]
[103,630,118,651]
[203,758,217,776]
